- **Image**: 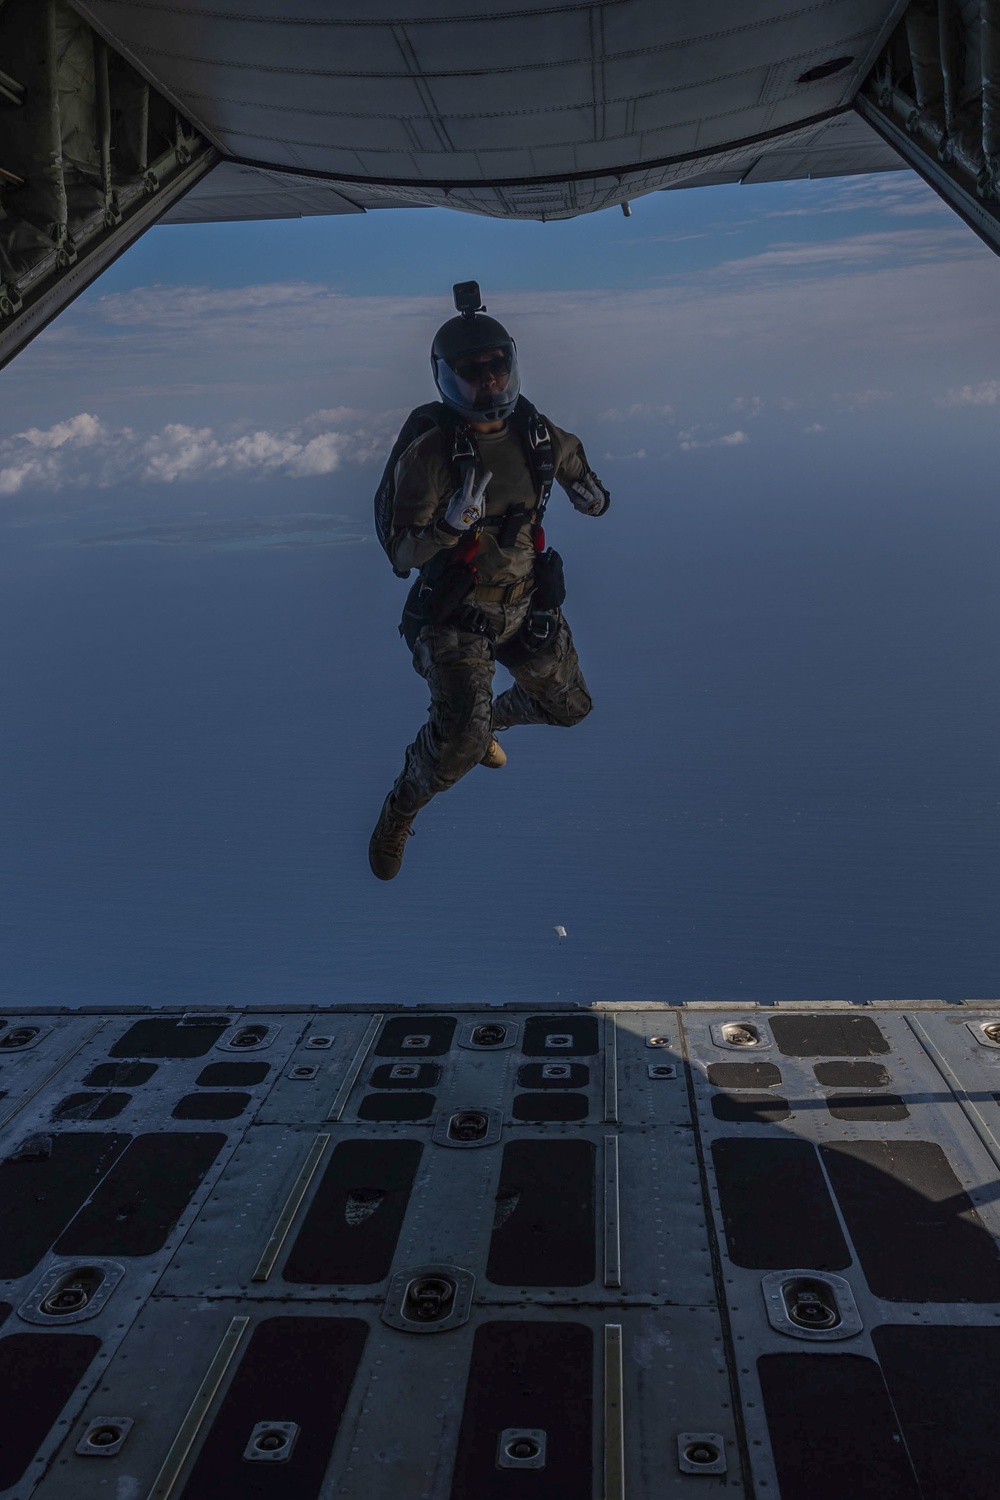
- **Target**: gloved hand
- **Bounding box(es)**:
[444,467,492,532]
[567,472,610,516]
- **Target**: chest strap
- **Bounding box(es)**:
[484,506,535,548]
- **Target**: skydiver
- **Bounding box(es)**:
[368,282,610,881]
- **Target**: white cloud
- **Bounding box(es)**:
[716,228,969,274]
[0,413,125,494]
[97,281,333,327]
[287,433,348,477]
[731,395,764,417]
[618,229,712,246]
[0,460,56,497]
[802,422,826,433]
[7,208,1000,461]
[601,448,648,461]
[140,424,316,483]
[936,379,1000,407]
[885,199,953,218]
[19,412,107,450]
[0,407,397,496]
[762,173,947,222]
[621,174,947,248]
[679,429,748,451]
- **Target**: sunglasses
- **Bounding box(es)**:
[453,355,509,382]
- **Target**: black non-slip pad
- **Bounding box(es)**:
[0,1333,102,1488]
[825,1093,909,1122]
[283,1138,422,1284]
[450,1322,593,1500]
[814,1060,891,1088]
[84,1061,157,1087]
[821,1140,1000,1301]
[179,1318,368,1500]
[521,1016,599,1056]
[757,1353,920,1500]
[872,1326,1000,1499]
[769,1014,889,1057]
[707,1061,783,1088]
[487,1139,595,1286]
[711,1093,791,1123]
[109,1019,228,1058]
[172,1092,251,1121]
[375,1015,456,1056]
[512,1092,589,1121]
[51,1092,131,1122]
[56,1132,225,1258]
[712,1138,850,1270]
[357,1091,436,1121]
[196,1062,270,1087]
[0,1132,130,1277]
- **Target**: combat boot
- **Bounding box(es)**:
[479,735,507,769]
[368,784,419,881]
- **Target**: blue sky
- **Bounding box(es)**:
[0,163,998,1003]
[4,164,1000,505]
[65,169,972,295]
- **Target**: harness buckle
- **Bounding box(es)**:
[526,413,554,509]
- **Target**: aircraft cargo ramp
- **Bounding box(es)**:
[1,998,999,1499]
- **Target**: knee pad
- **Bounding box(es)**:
[558,687,593,727]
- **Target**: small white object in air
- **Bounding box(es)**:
[554,925,567,940]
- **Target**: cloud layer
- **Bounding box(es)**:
[678,429,748,451]
[0,407,395,496]
[937,379,1000,406]
[4,170,1000,498]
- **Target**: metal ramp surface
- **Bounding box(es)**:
[1,999,1000,1499]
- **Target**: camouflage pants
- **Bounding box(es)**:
[396,606,593,806]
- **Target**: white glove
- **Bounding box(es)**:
[567,472,610,516]
[444,467,492,532]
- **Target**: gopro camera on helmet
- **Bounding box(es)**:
[453,280,484,316]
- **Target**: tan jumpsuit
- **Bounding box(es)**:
[387,417,608,807]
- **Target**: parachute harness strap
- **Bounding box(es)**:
[525,408,555,519]
[446,403,554,558]
[450,423,479,480]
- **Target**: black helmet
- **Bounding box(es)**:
[431,308,520,423]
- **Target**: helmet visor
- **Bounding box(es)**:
[436,344,518,419]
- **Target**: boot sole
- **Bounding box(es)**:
[368,793,413,880]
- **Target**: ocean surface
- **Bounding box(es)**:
[0,436,996,1008]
